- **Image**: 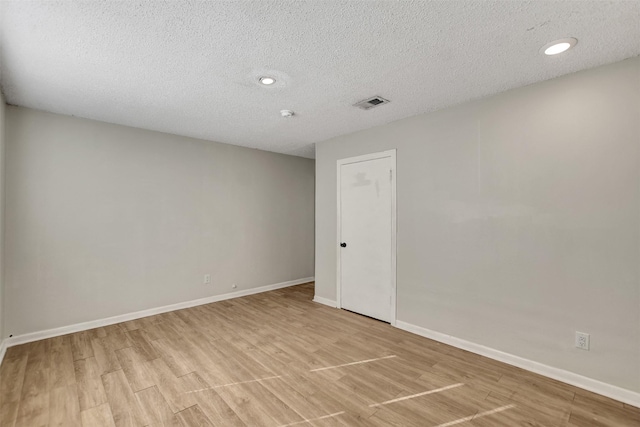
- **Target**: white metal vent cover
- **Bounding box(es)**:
[354,96,390,110]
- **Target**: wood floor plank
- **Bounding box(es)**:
[215,381,304,426]
[493,377,572,422]
[48,336,76,389]
[3,344,29,361]
[151,338,195,377]
[0,401,20,427]
[484,391,566,427]
[176,405,214,427]
[74,357,107,411]
[91,337,122,375]
[145,321,182,342]
[103,328,133,351]
[272,373,348,419]
[144,358,196,413]
[101,369,148,427]
[134,385,182,427]
[1,283,637,426]
[15,340,50,427]
[126,329,159,361]
[80,403,116,427]
[71,332,95,361]
[102,324,126,336]
[312,411,383,427]
[114,347,156,392]
[14,392,49,427]
[0,353,29,406]
[188,337,248,385]
[179,372,246,426]
[569,391,640,427]
[49,384,81,427]
[261,376,344,421]
[623,403,640,413]
[87,327,108,340]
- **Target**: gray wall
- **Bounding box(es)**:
[0,92,5,341]
[5,107,315,337]
[315,58,640,392]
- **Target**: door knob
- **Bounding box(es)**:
[340,242,347,247]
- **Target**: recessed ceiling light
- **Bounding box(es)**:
[280,110,294,118]
[259,76,276,85]
[541,38,577,56]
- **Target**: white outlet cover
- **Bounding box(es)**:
[575,332,590,350]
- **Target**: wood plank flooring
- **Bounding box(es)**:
[1,283,638,426]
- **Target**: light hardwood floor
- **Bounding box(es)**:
[0,283,638,426]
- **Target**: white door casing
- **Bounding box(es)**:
[337,150,396,324]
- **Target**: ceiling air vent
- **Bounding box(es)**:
[354,96,390,110]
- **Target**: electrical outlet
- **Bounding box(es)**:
[575,332,590,350]
[204,274,211,284]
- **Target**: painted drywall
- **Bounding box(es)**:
[4,108,314,337]
[315,57,640,392]
[0,91,5,342]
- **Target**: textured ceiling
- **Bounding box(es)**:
[1,1,639,158]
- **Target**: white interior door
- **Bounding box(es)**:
[338,151,395,323]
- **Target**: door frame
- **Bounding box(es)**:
[336,149,397,325]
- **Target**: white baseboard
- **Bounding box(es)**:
[0,339,7,366]
[395,320,640,408]
[1,277,314,355]
[312,295,337,308]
